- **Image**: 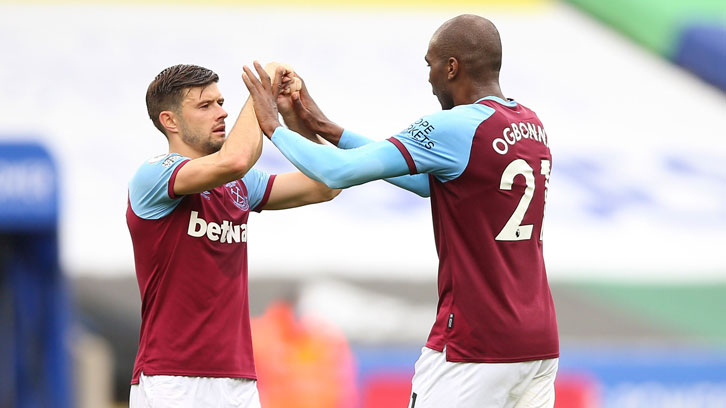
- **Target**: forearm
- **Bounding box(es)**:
[241,64,427,195]
[280,111,325,144]
[313,121,344,146]
[173,98,263,195]
[269,127,410,189]
[335,129,430,196]
[337,129,372,149]
[381,173,430,197]
[218,60,296,173]
[263,171,341,210]
[217,98,263,176]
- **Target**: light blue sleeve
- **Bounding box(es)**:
[128,153,189,220]
[390,103,496,182]
[338,129,430,196]
[338,129,377,149]
[241,168,272,212]
[270,127,423,193]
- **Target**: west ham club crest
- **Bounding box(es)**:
[225,181,249,211]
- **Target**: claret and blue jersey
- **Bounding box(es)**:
[126,153,275,384]
[270,95,559,363]
[128,152,272,219]
[387,97,502,182]
[389,96,558,363]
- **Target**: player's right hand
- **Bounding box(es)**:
[242,61,284,138]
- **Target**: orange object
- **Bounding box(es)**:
[252,301,357,408]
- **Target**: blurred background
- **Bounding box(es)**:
[1,0,725,407]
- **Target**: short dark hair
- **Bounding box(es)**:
[145,64,219,136]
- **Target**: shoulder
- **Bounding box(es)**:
[130,153,188,187]
[432,102,497,120]
[452,101,499,122]
[413,104,498,134]
[144,153,188,172]
[128,153,191,219]
[129,153,189,200]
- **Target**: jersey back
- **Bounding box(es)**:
[390,97,558,363]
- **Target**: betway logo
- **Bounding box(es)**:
[187,211,247,243]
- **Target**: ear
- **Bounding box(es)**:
[159,111,179,134]
[447,57,459,80]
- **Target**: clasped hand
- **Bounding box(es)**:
[242,61,291,137]
[243,61,342,143]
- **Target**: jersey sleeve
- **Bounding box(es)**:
[242,168,275,212]
[338,129,375,149]
[128,153,190,220]
[388,104,496,182]
[270,127,411,189]
[338,129,430,196]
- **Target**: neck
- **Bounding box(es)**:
[453,81,505,106]
[168,135,205,159]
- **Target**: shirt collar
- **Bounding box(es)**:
[475,96,517,107]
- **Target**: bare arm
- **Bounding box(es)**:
[273,70,328,144]
[263,172,341,210]
[289,77,344,145]
[173,98,262,195]
[174,62,291,195]
[281,74,431,196]
[242,64,429,197]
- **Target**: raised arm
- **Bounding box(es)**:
[270,127,412,188]
[276,75,324,144]
[242,67,429,196]
[173,63,292,195]
[334,129,431,196]
[242,63,429,196]
[288,75,344,146]
[289,75,429,195]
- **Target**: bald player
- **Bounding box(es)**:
[243,15,559,408]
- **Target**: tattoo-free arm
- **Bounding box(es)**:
[262,172,340,210]
[270,127,429,197]
[241,63,429,197]
[174,63,290,195]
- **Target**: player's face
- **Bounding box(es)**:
[426,44,454,110]
[177,83,228,155]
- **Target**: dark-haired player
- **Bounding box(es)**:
[127,62,339,407]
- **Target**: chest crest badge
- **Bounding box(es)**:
[225,181,249,211]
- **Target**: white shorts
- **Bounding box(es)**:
[129,372,261,408]
[409,347,558,408]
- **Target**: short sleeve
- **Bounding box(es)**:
[242,168,275,212]
[128,153,189,219]
[388,103,496,182]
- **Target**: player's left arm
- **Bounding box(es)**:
[263,70,342,210]
[336,129,431,195]
[287,74,431,195]
[245,168,339,211]
[263,172,340,210]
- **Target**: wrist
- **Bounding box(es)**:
[317,121,344,145]
[263,121,282,139]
